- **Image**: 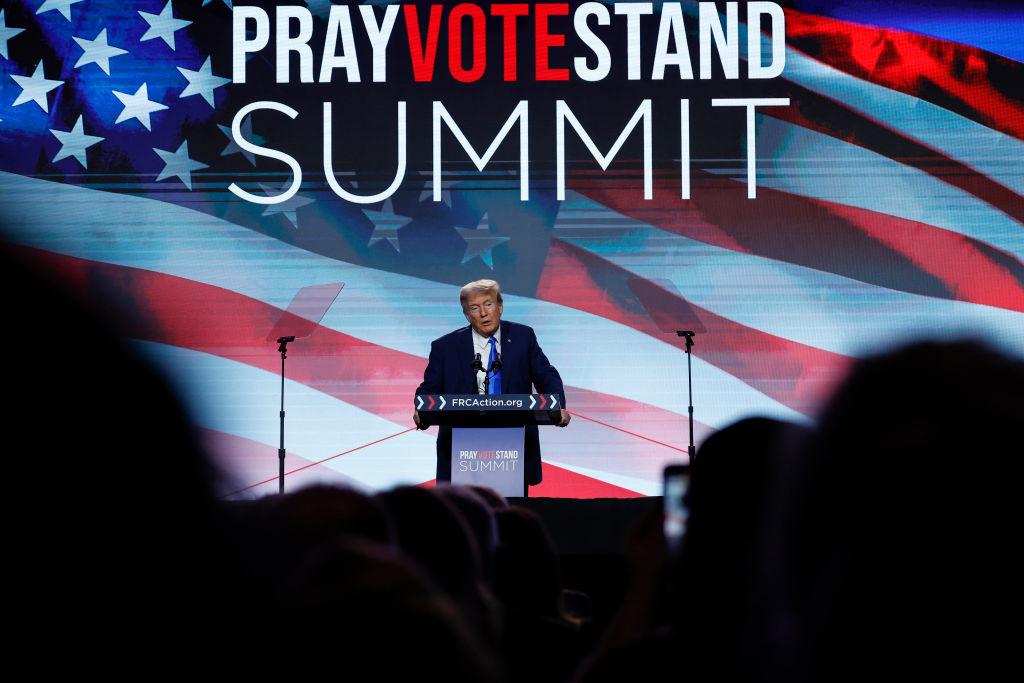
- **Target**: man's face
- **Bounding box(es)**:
[464,291,503,337]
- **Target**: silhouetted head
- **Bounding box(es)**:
[280,536,502,682]
[494,506,566,619]
[2,237,239,672]
[437,484,499,582]
[376,485,482,601]
[676,417,811,679]
[468,484,510,510]
[790,340,1024,681]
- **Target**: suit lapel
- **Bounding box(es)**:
[499,321,520,392]
[458,327,476,392]
[501,321,515,362]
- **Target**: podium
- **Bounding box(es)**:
[415,393,563,496]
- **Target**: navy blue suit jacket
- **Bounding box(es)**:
[415,320,565,486]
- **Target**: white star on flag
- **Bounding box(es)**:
[177,56,230,107]
[11,61,63,113]
[154,141,208,190]
[73,29,129,75]
[36,0,84,21]
[0,10,26,60]
[139,1,192,50]
[258,181,315,229]
[455,214,511,269]
[49,115,104,168]
[112,83,168,130]
[218,119,263,166]
[365,199,413,252]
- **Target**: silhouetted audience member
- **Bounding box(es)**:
[15,228,1019,683]
[436,483,500,583]
[469,484,510,511]
[678,417,812,682]
[376,485,500,637]
[495,506,589,683]
[278,536,503,681]
[273,484,395,549]
[781,341,1024,682]
[3,239,248,673]
[576,418,809,683]
[231,484,396,608]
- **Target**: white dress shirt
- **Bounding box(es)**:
[471,324,501,394]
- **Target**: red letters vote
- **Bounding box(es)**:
[448,4,487,82]
[535,3,569,81]
[492,3,528,81]
[404,4,443,81]
[404,3,572,82]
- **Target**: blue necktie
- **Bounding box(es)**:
[487,337,502,394]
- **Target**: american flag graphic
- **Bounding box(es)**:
[1,0,1021,497]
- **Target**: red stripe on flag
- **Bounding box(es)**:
[531,461,647,498]
[569,411,690,454]
[218,427,418,497]
[198,428,360,497]
[783,8,1024,141]
[578,174,1024,314]
[537,238,850,414]
[765,79,1024,228]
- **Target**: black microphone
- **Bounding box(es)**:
[472,353,483,372]
[489,353,503,372]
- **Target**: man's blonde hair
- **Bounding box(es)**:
[460,279,502,312]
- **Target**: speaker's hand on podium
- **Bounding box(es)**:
[413,410,428,430]
[558,409,571,427]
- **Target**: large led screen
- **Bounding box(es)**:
[1,0,1021,497]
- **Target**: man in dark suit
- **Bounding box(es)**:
[414,279,570,491]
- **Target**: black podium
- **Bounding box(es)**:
[415,393,563,496]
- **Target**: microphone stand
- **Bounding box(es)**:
[473,353,486,393]
[474,352,503,394]
[676,331,696,463]
[488,356,502,394]
[277,335,295,494]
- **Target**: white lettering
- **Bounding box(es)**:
[652,3,693,80]
[711,97,790,198]
[227,101,303,205]
[680,99,690,199]
[556,99,652,200]
[433,101,529,201]
[573,3,611,82]
[747,2,786,79]
[699,2,738,79]
[614,2,652,80]
[320,6,360,83]
[360,5,399,83]
[232,7,269,84]
[276,6,314,84]
[324,101,407,204]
